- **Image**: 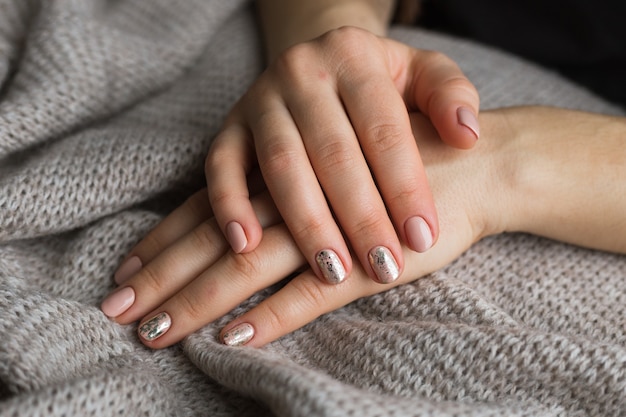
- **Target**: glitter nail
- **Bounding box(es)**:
[138,312,171,341]
[368,246,399,284]
[222,323,254,347]
[315,249,347,284]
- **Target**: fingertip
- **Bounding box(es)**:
[430,106,480,150]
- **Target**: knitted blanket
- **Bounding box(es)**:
[1,1,625,416]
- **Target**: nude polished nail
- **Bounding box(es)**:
[405,216,434,253]
[138,312,171,341]
[368,246,400,284]
[222,323,254,346]
[457,107,480,140]
[101,286,135,318]
[315,249,347,284]
[226,222,248,253]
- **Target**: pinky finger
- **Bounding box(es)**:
[205,123,263,254]
[219,267,379,347]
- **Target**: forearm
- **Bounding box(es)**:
[256,0,395,61]
[494,107,626,253]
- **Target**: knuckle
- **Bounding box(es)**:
[422,49,455,67]
[321,26,371,52]
[389,183,422,207]
[174,289,210,322]
[352,209,387,236]
[258,140,300,177]
[289,278,328,311]
[272,43,316,84]
[290,216,326,244]
[261,302,291,335]
[189,220,222,251]
[207,183,237,210]
[135,265,166,295]
[440,75,476,95]
[320,27,379,74]
[228,250,263,283]
[204,146,225,176]
[313,139,357,172]
[364,122,407,154]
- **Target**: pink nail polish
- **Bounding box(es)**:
[315,250,347,284]
[226,222,248,253]
[114,256,142,284]
[101,286,135,318]
[222,323,254,346]
[457,107,480,140]
[138,312,171,341]
[405,216,433,253]
[368,246,400,284]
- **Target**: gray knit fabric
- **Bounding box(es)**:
[0,1,625,416]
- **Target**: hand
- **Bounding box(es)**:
[102,111,502,349]
[205,26,480,285]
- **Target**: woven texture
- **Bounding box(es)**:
[1,1,625,416]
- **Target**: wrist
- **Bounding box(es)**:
[258,0,394,61]
[455,110,521,242]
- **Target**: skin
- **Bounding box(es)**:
[103,106,626,348]
[205,0,480,284]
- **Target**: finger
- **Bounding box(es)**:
[402,45,480,149]
[135,224,306,349]
[113,189,212,284]
[102,192,280,321]
[334,52,439,256]
[281,74,405,283]
[247,86,353,285]
[296,31,438,258]
[219,207,474,348]
[219,257,385,347]
[206,120,263,254]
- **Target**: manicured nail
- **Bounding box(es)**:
[138,312,171,342]
[222,323,254,346]
[368,246,400,284]
[226,222,248,253]
[114,256,142,284]
[405,216,434,253]
[457,107,480,140]
[101,286,135,318]
[315,249,347,284]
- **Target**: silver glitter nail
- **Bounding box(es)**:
[315,250,347,284]
[222,323,254,347]
[138,312,171,341]
[368,246,399,284]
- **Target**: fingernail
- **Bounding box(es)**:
[405,216,434,253]
[114,256,142,284]
[138,312,171,342]
[315,249,347,284]
[101,286,135,318]
[457,107,480,140]
[222,323,255,346]
[226,222,248,253]
[368,246,400,284]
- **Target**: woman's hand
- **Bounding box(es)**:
[206,27,480,285]
[102,111,503,349]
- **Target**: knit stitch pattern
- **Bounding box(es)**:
[0,1,624,416]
